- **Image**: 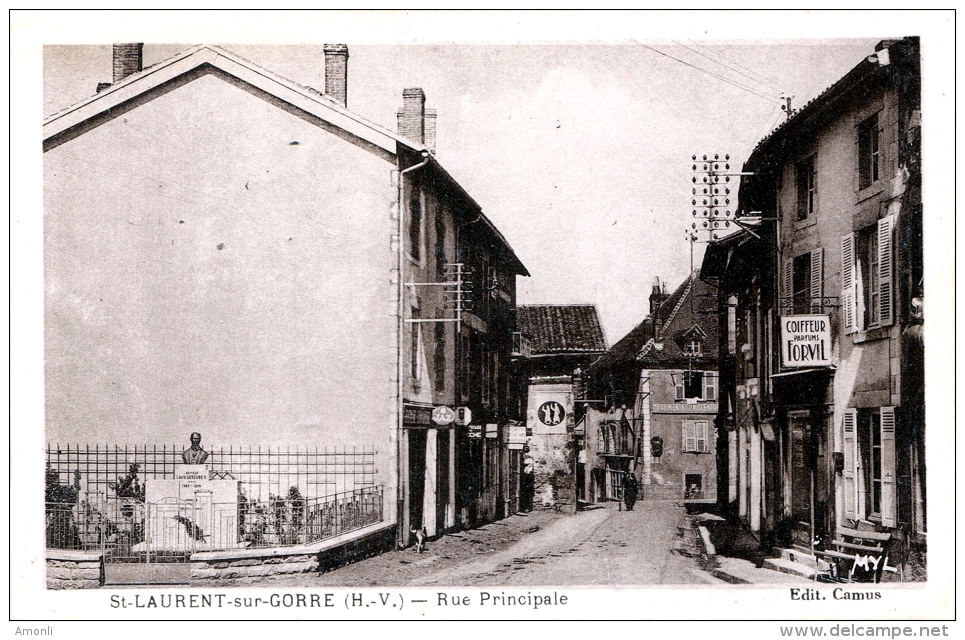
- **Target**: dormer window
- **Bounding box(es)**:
[684,338,702,356]
[676,325,707,356]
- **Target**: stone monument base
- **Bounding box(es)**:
[143,466,240,551]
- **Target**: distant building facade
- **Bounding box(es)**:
[585,274,719,503]
[516,305,607,510]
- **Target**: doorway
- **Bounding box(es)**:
[786,409,828,547]
[684,473,703,500]
[408,429,427,533]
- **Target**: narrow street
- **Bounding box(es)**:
[257,500,718,588]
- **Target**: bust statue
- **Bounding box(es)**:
[182,432,210,464]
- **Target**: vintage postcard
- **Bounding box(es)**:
[10,9,956,628]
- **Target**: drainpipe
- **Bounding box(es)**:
[395,151,430,547]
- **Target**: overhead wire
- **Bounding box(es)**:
[683,40,786,93]
[632,40,783,106]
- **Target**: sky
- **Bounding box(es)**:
[30,10,953,343]
[41,36,883,344]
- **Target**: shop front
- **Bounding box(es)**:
[402,403,456,542]
[771,368,833,550]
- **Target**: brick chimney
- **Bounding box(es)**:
[649,277,668,315]
[323,44,349,107]
[397,87,426,146]
[424,108,437,155]
[112,43,143,84]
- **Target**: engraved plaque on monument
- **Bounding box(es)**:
[142,433,242,551]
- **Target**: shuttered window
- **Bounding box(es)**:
[848,216,894,332]
[851,407,897,527]
[703,372,717,401]
[682,420,710,453]
[841,234,857,333]
[842,409,857,520]
[809,247,824,313]
[785,250,823,314]
[782,259,794,315]
[880,406,897,527]
[877,217,894,327]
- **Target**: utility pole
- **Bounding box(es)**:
[688,154,735,245]
[781,94,795,120]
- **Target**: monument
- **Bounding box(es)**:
[142,433,242,551]
[181,432,209,464]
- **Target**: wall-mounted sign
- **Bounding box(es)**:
[403,403,434,427]
[538,401,566,426]
[781,315,832,367]
[468,424,482,439]
[485,423,498,439]
[455,406,472,426]
[431,406,455,426]
[506,425,527,444]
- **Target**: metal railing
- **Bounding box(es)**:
[46,443,377,503]
[46,485,384,553]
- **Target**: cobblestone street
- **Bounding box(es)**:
[255,500,719,588]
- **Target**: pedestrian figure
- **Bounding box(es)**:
[622,473,639,511]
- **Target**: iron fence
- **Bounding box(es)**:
[46,443,377,502]
[45,443,383,553]
[46,485,384,553]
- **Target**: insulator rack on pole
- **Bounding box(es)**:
[687,153,752,244]
[404,262,472,333]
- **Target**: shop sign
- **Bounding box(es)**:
[431,405,455,426]
[468,424,482,439]
[403,403,434,427]
[506,425,527,444]
[781,314,832,367]
[455,406,472,426]
[485,423,498,439]
[537,401,566,426]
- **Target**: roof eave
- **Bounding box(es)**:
[44,44,411,156]
[746,54,882,172]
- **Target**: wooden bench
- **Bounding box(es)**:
[815,526,893,583]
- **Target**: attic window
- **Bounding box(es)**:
[683,338,702,356]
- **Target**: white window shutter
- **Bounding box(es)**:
[782,259,794,315]
[675,374,684,401]
[842,409,857,521]
[704,372,717,401]
[878,217,894,327]
[683,421,696,452]
[841,233,857,333]
[810,247,824,313]
[696,421,708,453]
[880,406,897,527]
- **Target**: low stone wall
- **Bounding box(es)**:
[191,554,319,585]
[46,521,396,588]
[46,550,103,590]
[191,521,395,585]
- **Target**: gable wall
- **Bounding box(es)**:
[44,73,397,463]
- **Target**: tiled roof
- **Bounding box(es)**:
[606,272,719,367]
[517,305,608,354]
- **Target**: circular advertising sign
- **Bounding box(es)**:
[537,401,566,426]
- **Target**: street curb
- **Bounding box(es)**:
[710,567,751,584]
